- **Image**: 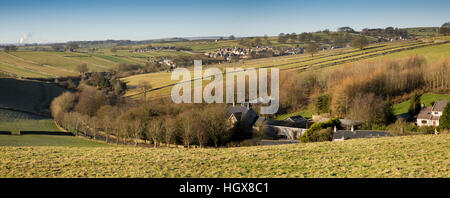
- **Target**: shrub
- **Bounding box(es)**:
[418,126,435,134]
[311,127,333,142]
[300,117,340,143]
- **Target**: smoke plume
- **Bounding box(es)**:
[19,33,32,44]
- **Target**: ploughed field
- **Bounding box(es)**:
[0,134,448,178]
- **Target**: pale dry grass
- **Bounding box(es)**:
[0,134,448,178]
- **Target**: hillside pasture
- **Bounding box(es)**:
[0,109,60,133]
[0,134,109,147]
[123,40,447,99]
[0,134,448,177]
[0,78,66,115]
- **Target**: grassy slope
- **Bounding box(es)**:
[0,135,109,147]
[371,42,450,64]
[0,109,60,133]
[393,93,450,115]
[0,78,66,114]
[0,134,448,177]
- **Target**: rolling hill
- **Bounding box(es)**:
[123,40,450,99]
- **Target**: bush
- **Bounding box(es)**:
[311,127,333,142]
[300,117,340,143]
[418,126,435,135]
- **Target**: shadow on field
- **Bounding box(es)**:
[0,78,66,116]
[0,131,12,135]
[19,131,74,136]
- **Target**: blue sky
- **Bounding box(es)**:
[0,0,449,43]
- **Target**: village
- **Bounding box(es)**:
[203,46,305,61]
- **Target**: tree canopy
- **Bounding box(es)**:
[440,104,450,130]
[351,36,369,50]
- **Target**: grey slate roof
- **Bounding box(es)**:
[284,115,307,123]
[417,107,433,120]
[227,105,259,128]
[333,130,391,140]
[433,100,448,112]
[417,100,448,120]
[318,118,363,127]
[226,106,249,118]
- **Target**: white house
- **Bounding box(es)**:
[416,100,448,127]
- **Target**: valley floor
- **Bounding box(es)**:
[0,134,448,178]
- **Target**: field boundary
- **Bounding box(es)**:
[0,131,12,135]
[19,131,73,136]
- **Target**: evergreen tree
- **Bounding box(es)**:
[408,93,422,120]
[440,104,450,129]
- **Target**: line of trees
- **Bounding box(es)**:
[51,85,235,148]
[3,46,18,52]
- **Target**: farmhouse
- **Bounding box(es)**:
[226,104,309,140]
[227,103,259,135]
[416,100,448,127]
[252,116,309,140]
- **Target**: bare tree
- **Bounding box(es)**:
[306,42,319,57]
[178,111,196,148]
[138,81,152,101]
[76,63,89,75]
[201,105,229,148]
[147,118,164,148]
[164,117,177,147]
[130,119,145,146]
[351,36,369,50]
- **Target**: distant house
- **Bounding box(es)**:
[226,103,259,136]
[317,118,363,130]
[416,100,448,127]
[253,117,308,140]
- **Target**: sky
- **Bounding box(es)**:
[0,0,449,44]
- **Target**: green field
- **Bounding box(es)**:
[0,135,109,147]
[393,93,450,116]
[0,109,60,133]
[276,110,313,120]
[369,42,450,64]
[0,134,448,177]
